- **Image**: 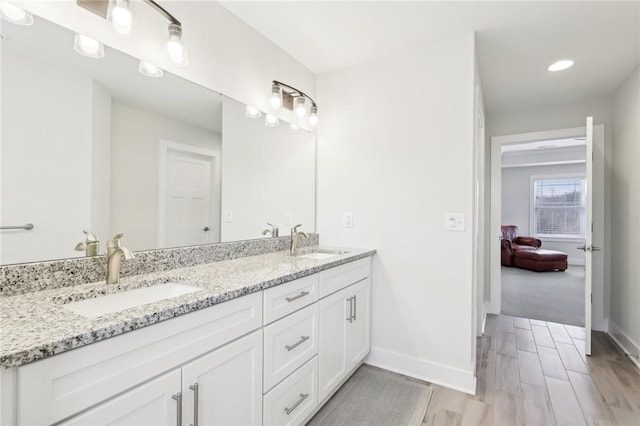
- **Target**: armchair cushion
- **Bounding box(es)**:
[500,225,542,266]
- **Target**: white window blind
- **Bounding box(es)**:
[533,178,586,238]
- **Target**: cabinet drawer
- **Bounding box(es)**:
[16,292,262,426]
[263,356,319,426]
[263,274,319,324]
[319,257,370,298]
[264,304,318,392]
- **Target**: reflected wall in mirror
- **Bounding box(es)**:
[0,14,315,265]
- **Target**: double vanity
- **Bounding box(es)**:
[0,244,375,426]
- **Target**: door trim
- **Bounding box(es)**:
[158,140,221,247]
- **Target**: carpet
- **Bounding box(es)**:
[501,266,585,326]
[307,365,433,426]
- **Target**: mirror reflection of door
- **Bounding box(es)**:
[160,142,220,248]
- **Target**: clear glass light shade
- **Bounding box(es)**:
[74,34,105,59]
[167,24,188,67]
[109,0,134,35]
[264,114,279,127]
[0,2,34,25]
[139,61,163,78]
[294,96,307,118]
[548,60,574,72]
[245,105,262,118]
[308,106,318,127]
[270,86,282,109]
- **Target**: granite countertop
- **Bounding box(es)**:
[0,246,375,369]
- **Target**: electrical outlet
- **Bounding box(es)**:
[344,212,353,228]
[223,211,234,223]
[284,211,292,225]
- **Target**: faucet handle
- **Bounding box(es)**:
[107,233,125,248]
[83,230,98,242]
[292,224,302,234]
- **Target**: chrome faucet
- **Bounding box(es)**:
[106,233,134,284]
[290,224,308,255]
[262,222,280,237]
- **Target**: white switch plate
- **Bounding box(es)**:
[284,211,292,225]
[223,210,233,223]
[445,213,465,231]
[344,212,353,228]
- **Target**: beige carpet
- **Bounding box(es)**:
[307,365,433,426]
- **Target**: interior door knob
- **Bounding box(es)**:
[203,226,210,232]
[577,245,587,251]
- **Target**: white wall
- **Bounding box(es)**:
[486,96,612,330]
[220,99,315,242]
[110,103,221,251]
[0,49,93,264]
[19,0,316,127]
[501,163,586,265]
[90,81,112,248]
[610,67,640,359]
[317,33,477,393]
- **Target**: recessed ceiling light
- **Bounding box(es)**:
[548,60,574,72]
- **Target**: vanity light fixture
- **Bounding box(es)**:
[548,59,574,72]
[166,22,188,66]
[265,114,279,127]
[245,105,262,118]
[74,33,105,58]
[0,2,34,25]
[109,0,134,35]
[289,123,300,131]
[270,80,318,128]
[138,60,163,77]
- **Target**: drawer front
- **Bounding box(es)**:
[263,356,319,426]
[264,304,319,392]
[263,274,319,324]
[319,257,370,298]
[17,292,262,426]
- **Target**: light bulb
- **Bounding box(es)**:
[265,114,279,127]
[139,61,163,78]
[289,123,300,131]
[167,23,188,66]
[0,2,33,25]
[74,34,105,59]
[308,106,318,127]
[270,85,282,109]
[245,105,262,118]
[548,60,574,72]
[110,0,133,34]
[294,96,307,118]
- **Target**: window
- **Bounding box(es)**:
[532,177,586,239]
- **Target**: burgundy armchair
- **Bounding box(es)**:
[501,225,542,266]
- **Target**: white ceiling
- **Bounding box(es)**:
[219,1,640,112]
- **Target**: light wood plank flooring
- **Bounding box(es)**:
[422,314,640,426]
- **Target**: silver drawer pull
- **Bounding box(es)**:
[285,393,309,415]
[285,291,310,302]
[172,392,182,426]
[189,382,199,426]
[352,294,357,321]
[285,335,310,351]
[347,297,353,323]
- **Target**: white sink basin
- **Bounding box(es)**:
[63,283,202,318]
[297,252,340,260]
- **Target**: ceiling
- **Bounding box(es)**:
[219,1,640,113]
[501,138,586,153]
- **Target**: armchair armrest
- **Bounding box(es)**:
[514,236,542,248]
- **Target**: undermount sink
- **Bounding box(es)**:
[62,282,202,318]
[296,249,350,260]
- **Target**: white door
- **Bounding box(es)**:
[346,278,371,367]
[181,330,263,426]
[583,117,596,356]
[60,369,181,426]
[318,286,351,402]
[165,150,213,247]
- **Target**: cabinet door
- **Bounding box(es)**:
[60,369,181,426]
[347,278,371,368]
[181,330,263,426]
[317,286,351,402]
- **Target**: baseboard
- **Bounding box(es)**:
[607,320,640,369]
[365,346,476,395]
[567,257,585,266]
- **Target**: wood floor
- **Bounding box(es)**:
[422,314,640,426]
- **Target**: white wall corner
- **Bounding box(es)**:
[365,346,476,395]
[608,320,640,369]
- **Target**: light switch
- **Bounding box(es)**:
[224,210,233,223]
[445,213,465,231]
[344,212,353,228]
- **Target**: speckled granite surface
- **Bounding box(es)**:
[0,234,319,296]
[0,246,375,369]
